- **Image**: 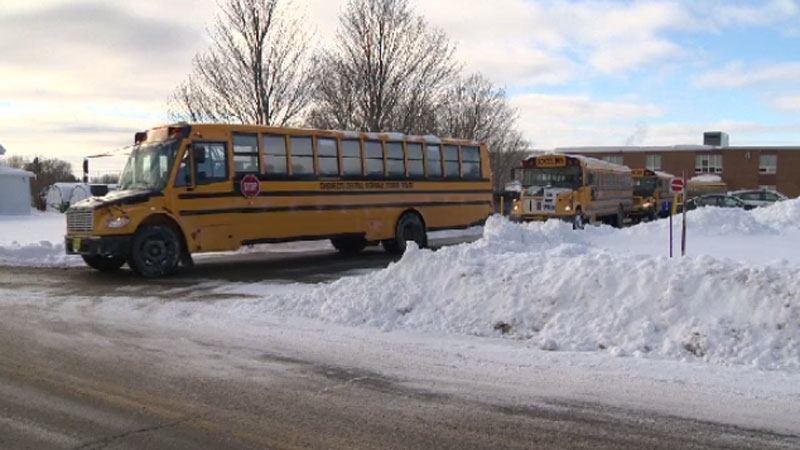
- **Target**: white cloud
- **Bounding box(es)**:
[708,0,799,27]
[411,0,694,84]
[695,61,800,88]
[510,93,665,148]
[772,95,800,113]
[590,39,684,74]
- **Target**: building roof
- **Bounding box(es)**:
[556,144,800,153]
[0,165,34,178]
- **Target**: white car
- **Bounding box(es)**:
[728,189,788,208]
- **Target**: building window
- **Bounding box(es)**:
[646,154,661,171]
[603,155,624,165]
[695,154,722,174]
[759,154,776,174]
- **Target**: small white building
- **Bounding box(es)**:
[0,165,34,215]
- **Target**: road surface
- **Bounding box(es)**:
[0,247,798,449]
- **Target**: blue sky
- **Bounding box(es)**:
[1,0,799,175]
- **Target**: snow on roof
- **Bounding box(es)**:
[0,165,34,177]
[556,145,715,153]
[690,174,723,183]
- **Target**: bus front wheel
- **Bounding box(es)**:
[127,224,181,277]
[383,213,427,254]
[572,209,585,230]
[81,254,126,272]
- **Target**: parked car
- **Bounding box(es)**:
[728,189,788,208]
[683,193,756,212]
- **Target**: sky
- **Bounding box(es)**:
[1,0,800,177]
[1,202,799,434]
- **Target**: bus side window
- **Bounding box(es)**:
[444,145,460,178]
[426,145,442,178]
[289,136,314,177]
[341,139,363,177]
[317,137,339,177]
[364,140,384,177]
[386,142,405,178]
[263,134,288,176]
[233,133,259,173]
[193,142,228,185]
[406,142,424,178]
[461,146,481,179]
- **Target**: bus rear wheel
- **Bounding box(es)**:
[331,236,367,255]
[127,224,181,277]
[383,212,427,254]
[81,254,126,272]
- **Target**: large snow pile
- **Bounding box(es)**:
[1,201,799,370]
[222,213,799,370]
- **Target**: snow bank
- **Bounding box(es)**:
[220,213,799,370]
[2,201,800,370]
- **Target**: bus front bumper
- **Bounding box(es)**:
[509,214,570,223]
[65,235,132,257]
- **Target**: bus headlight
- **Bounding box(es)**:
[564,205,572,212]
[512,200,520,213]
[106,216,130,229]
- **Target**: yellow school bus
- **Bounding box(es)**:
[509,154,633,229]
[629,169,674,222]
[65,123,493,276]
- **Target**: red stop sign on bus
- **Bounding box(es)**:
[240,174,261,198]
[670,178,684,193]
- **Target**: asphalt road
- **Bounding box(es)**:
[1,245,798,450]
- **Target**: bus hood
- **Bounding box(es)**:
[71,189,160,210]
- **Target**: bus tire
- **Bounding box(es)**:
[81,254,126,272]
[383,212,427,254]
[331,236,367,255]
[127,224,181,277]
[614,205,625,228]
[572,209,585,230]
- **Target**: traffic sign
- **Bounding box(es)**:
[670,178,684,193]
[240,174,261,198]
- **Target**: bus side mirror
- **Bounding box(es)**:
[192,146,206,164]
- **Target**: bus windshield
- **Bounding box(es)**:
[522,166,583,190]
[633,177,657,197]
[118,140,180,191]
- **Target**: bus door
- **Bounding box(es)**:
[172,141,236,252]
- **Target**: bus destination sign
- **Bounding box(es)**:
[536,155,567,168]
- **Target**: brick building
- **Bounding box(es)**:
[556,132,800,198]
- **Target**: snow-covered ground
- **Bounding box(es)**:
[1,204,799,433]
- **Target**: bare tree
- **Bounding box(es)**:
[307,0,458,134]
[438,73,529,191]
[168,0,313,126]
